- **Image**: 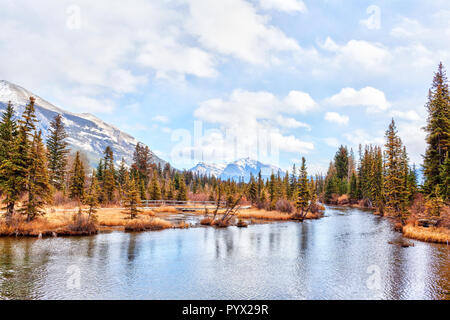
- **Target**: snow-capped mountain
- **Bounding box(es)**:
[190,157,283,181]
[0,80,167,167]
[190,162,227,177]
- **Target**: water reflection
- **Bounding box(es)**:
[0,207,448,300]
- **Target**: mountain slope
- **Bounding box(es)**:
[0,80,167,167]
[190,158,283,181]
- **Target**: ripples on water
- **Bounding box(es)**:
[0,207,448,300]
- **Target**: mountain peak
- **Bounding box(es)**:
[0,80,167,168]
[190,158,282,181]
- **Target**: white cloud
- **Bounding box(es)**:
[324,112,349,125]
[284,91,318,113]
[327,87,390,113]
[152,115,170,123]
[276,115,311,130]
[189,89,315,163]
[320,37,391,72]
[185,0,300,65]
[259,0,307,13]
[323,137,340,148]
[391,110,420,122]
[343,129,384,147]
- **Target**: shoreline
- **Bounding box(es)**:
[328,203,450,245]
[0,206,325,238]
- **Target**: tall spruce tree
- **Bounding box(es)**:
[21,131,52,221]
[383,119,408,217]
[177,176,188,201]
[296,157,310,217]
[102,146,116,202]
[0,97,37,219]
[423,62,450,195]
[69,151,86,203]
[149,175,162,200]
[46,114,69,190]
[84,170,99,220]
[123,176,140,219]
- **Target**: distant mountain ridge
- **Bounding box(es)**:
[0,80,167,167]
[190,158,283,181]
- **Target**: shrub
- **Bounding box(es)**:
[124,218,172,232]
[275,199,294,213]
[67,213,98,235]
[200,217,214,226]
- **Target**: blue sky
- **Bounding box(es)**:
[1,0,450,172]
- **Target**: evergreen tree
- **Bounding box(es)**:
[423,62,450,195]
[149,175,162,200]
[296,157,310,216]
[167,180,175,200]
[0,98,36,219]
[21,131,52,221]
[334,145,349,180]
[123,176,140,219]
[117,158,127,187]
[349,172,358,201]
[46,114,69,190]
[102,146,116,202]
[69,151,86,202]
[84,170,99,220]
[177,176,188,201]
[0,101,17,163]
[383,119,408,217]
[407,164,419,202]
[248,175,258,204]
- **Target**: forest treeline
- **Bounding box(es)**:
[0,63,448,226]
[320,63,449,223]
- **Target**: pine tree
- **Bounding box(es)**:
[349,172,358,201]
[102,146,116,202]
[0,102,19,219]
[21,131,52,221]
[423,62,450,195]
[167,180,175,200]
[334,145,349,180]
[383,119,407,217]
[296,157,310,216]
[407,164,419,203]
[84,170,99,220]
[0,101,17,163]
[177,176,188,201]
[69,151,86,202]
[0,98,36,219]
[248,175,258,204]
[46,114,69,190]
[117,158,127,187]
[123,176,140,219]
[149,176,162,200]
[18,97,37,134]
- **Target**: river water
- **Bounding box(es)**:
[0,206,448,300]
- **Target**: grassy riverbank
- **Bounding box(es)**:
[402,225,450,244]
[0,204,325,237]
[328,196,450,245]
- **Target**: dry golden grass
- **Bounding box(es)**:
[0,216,68,236]
[237,209,292,221]
[0,206,174,236]
[403,225,450,244]
[151,206,178,214]
[200,217,214,225]
[124,217,173,232]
